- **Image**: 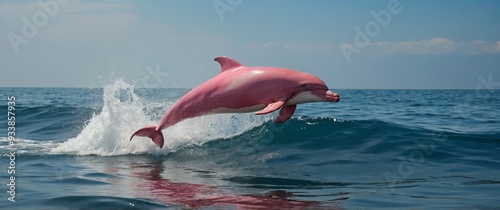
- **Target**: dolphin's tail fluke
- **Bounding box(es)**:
[130,126,164,148]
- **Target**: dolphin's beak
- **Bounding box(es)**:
[324,90,340,102]
[311,89,340,102]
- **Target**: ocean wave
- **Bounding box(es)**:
[2,80,498,160]
[3,114,498,158]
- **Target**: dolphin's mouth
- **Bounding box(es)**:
[311,89,340,102]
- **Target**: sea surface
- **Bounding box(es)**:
[1,81,499,209]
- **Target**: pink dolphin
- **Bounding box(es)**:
[130,56,340,148]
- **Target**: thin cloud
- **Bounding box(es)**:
[250,38,500,56]
[371,38,500,55]
[247,41,336,54]
[461,40,500,55]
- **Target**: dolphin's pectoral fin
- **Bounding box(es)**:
[275,105,297,123]
[255,100,285,115]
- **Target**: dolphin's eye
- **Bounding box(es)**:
[300,84,306,88]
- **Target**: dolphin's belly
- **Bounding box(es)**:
[285,91,324,105]
[209,104,266,114]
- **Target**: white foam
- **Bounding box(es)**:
[50,80,270,156]
[0,138,59,155]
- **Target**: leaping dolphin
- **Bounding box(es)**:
[130,56,340,148]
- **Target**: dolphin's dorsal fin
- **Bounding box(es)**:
[214,56,243,73]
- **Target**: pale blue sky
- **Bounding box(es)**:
[1,0,499,89]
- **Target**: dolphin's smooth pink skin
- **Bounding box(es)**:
[130,56,340,148]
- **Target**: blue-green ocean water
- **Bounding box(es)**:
[1,81,499,209]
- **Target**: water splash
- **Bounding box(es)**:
[51,80,269,156]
